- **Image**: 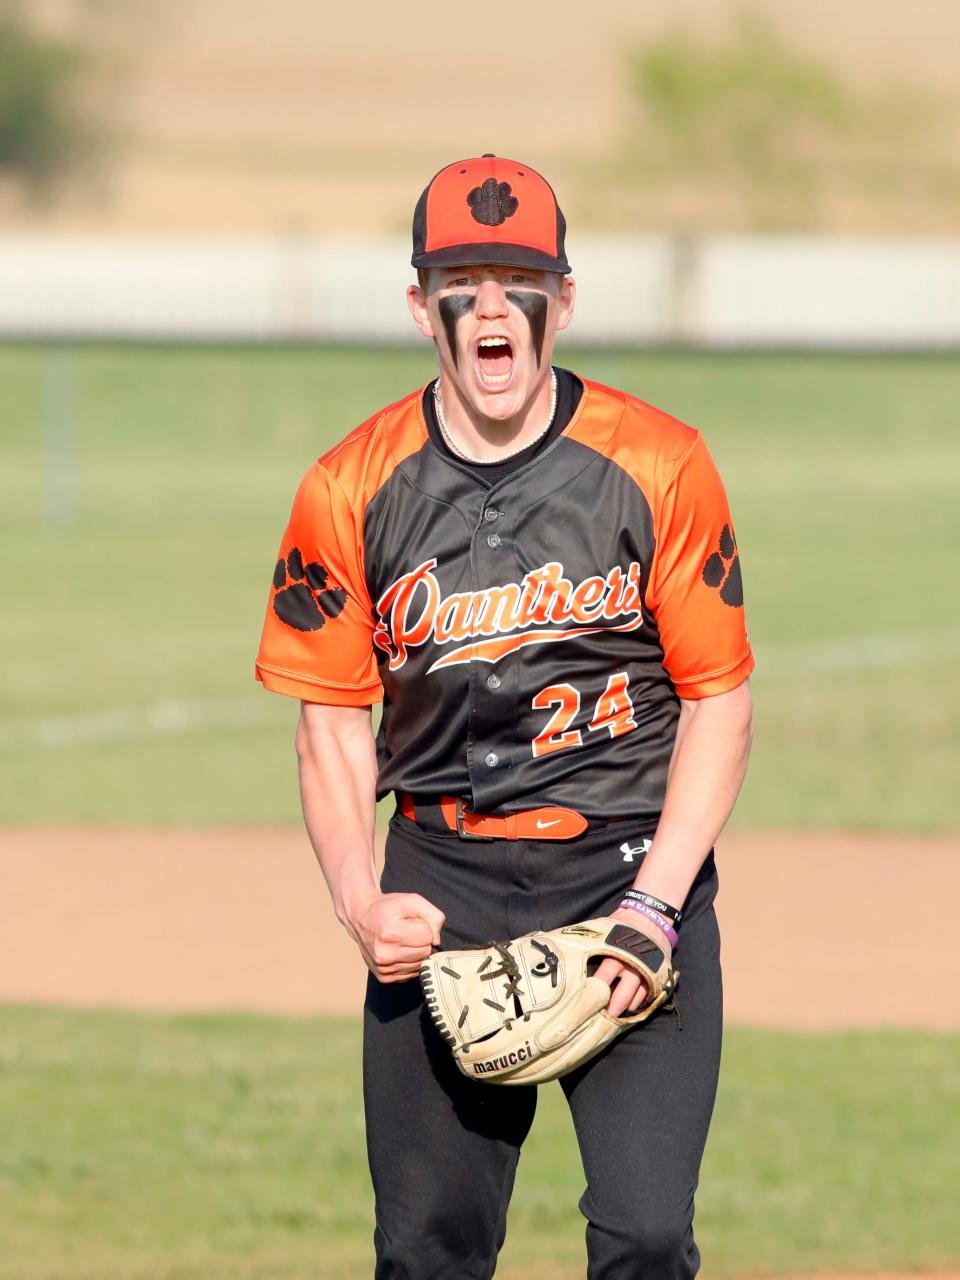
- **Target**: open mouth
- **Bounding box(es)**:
[475,336,514,390]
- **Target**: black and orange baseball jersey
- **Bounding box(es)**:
[256,375,753,821]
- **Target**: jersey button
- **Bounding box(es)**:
[483,508,500,522]
[486,674,502,691]
[483,751,500,768]
[486,532,501,548]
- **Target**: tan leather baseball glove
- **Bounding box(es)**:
[420,916,679,1085]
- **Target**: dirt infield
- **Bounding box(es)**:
[2,826,958,1028]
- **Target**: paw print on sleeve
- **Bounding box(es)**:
[467,177,519,227]
[701,524,744,608]
[272,547,347,632]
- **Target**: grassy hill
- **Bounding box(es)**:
[5,0,960,234]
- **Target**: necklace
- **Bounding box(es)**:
[433,368,558,464]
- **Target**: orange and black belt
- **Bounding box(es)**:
[398,794,624,841]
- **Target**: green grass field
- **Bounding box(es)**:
[0,1006,956,1279]
[2,346,958,829]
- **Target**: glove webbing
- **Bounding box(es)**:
[433,938,560,1046]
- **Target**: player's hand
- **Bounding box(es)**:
[348,892,445,983]
[595,956,649,1017]
[594,905,670,1017]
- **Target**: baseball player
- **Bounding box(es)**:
[256,154,754,1278]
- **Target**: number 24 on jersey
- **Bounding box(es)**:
[531,673,637,759]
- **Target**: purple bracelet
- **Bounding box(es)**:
[622,888,682,925]
[618,898,679,949]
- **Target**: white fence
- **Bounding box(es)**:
[1,233,958,347]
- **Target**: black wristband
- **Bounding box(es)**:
[622,889,682,925]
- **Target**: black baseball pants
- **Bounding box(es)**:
[363,809,723,1280]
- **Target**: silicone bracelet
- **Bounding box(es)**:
[618,898,679,949]
[622,888,683,924]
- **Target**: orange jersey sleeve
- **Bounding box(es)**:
[646,434,754,699]
[255,461,383,705]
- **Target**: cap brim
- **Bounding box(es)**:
[412,241,571,275]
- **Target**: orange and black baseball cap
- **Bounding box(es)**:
[412,154,571,275]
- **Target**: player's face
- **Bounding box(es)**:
[407,265,575,423]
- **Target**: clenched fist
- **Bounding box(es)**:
[348,892,445,982]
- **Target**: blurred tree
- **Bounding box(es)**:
[620,10,957,231]
[627,13,855,224]
[634,14,851,165]
[0,0,99,197]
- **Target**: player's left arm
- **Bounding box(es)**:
[597,680,753,1016]
[597,430,756,1015]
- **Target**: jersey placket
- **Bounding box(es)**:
[466,490,522,811]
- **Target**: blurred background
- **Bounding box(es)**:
[1,2,958,1278]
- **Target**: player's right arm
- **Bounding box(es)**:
[257,457,443,983]
[295,701,444,983]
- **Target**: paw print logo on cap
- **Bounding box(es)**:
[467,177,519,227]
[702,525,744,608]
[272,547,347,632]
